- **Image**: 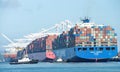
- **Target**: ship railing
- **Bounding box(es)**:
[76,43,117,47]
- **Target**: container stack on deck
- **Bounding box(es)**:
[73,24,117,47]
[4,54,16,59]
[53,24,117,49]
[26,35,58,54]
[45,35,58,51]
[27,37,46,54]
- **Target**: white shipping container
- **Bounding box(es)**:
[105,36,108,39]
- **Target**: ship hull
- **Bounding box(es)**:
[4,57,17,62]
[66,56,109,62]
[27,46,117,62]
[4,57,13,62]
[53,46,118,62]
[9,60,38,65]
[28,52,46,61]
[28,51,56,62]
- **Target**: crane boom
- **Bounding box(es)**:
[1,33,15,44]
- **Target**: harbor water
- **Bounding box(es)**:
[0,62,120,72]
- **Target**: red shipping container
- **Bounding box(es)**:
[112,38,117,42]
[74,24,79,30]
[105,26,112,30]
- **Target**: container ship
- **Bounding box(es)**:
[24,35,57,62]
[19,18,118,62]
[3,48,17,62]
[1,33,29,62]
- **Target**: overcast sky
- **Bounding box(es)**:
[0,0,120,52]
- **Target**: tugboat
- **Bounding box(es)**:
[9,55,38,65]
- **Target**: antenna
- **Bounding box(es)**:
[81,17,90,23]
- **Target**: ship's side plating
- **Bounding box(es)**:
[75,46,117,59]
[54,46,117,62]
[28,52,46,61]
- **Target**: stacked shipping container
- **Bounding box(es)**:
[53,24,117,49]
[27,35,58,54]
[19,34,58,61]
[23,23,117,57]
[4,54,16,58]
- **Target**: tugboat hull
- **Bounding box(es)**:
[9,60,38,65]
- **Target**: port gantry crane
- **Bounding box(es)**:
[1,20,73,53]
